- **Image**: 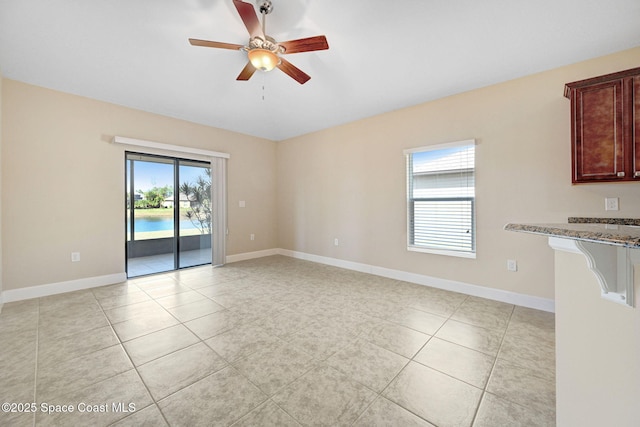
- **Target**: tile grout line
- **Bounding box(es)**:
[16,258,555,426]
[368,295,470,427]
[119,278,238,425]
[94,286,174,427]
[373,295,523,425]
[107,271,270,426]
[216,303,321,425]
[212,275,377,424]
[468,304,517,426]
[181,286,312,425]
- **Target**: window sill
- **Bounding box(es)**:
[407,246,476,259]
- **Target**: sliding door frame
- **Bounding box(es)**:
[115,135,229,274]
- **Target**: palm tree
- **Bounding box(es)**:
[180,169,211,234]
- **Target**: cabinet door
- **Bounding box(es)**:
[572,80,624,182]
[633,76,640,179]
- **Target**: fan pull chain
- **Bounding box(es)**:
[262,85,265,101]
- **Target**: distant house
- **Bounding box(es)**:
[162,193,193,209]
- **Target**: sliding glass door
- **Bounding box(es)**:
[178,160,212,269]
[126,153,212,277]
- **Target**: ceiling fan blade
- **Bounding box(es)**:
[236,62,256,81]
[233,0,263,39]
[277,57,311,84]
[189,38,244,50]
[279,35,329,54]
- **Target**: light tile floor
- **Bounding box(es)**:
[127,248,212,277]
[0,255,556,426]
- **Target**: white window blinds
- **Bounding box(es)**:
[405,140,476,258]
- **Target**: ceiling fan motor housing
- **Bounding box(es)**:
[257,0,273,15]
[249,36,282,54]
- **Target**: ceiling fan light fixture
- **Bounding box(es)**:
[189,0,328,84]
[248,48,278,72]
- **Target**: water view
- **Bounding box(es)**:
[126,153,213,277]
[134,216,198,232]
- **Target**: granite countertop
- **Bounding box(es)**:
[567,217,640,226]
[505,219,640,248]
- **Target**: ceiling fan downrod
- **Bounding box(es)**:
[257,0,273,34]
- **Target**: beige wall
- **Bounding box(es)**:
[2,47,639,299]
[1,80,277,291]
[555,249,640,426]
[0,69,3,304]
[277,47,640,300]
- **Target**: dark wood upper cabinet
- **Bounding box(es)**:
[564,67,640,184]
[633,75,640,180]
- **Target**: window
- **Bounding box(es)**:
[405,140,476,258]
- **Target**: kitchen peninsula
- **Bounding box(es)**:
[505,219,640,427]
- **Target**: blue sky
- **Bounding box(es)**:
[129,160,209,192]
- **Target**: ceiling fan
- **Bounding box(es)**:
[189,0,329,85]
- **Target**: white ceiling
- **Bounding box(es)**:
[1,0,639,141]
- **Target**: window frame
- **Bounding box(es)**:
[404,139,477,259]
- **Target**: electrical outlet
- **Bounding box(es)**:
[71,252,81,262]
[507,259,517,272]
[250,233,255,241]
[605,197,619,211]
[334,238,339,246]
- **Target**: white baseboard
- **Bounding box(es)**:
[1,273,127,303]
[277,248,555,313]
[0,249,556,313]
[226,248,280,264]
[276,249,368,273]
